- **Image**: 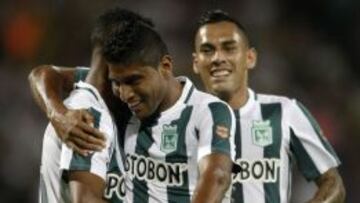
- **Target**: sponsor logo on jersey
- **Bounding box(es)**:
[251,120,273,147]
[215,125,229,139]
[104,173,125,200]
[125,153,187,186]
[160,124,178,153]
[233,158,280,183]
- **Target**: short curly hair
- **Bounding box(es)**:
[195,9,252,47]
[91,7,168,67]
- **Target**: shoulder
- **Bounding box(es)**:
[255,92,298,110]
[64,82,106,112]
[190,88,231,109]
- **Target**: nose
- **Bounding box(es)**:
[118,85,135,103]
[212,50,226,65]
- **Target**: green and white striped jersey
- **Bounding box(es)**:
[231,89,340,203]
[122,77,236,203]
[39,81,125,203]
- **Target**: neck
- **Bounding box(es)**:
[158,77,182,112]
[227,85,249,109]
[85,47,108,95]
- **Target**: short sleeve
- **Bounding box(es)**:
[288,100,340,180]
[60,91,116,181]
[196,102,235,162]
[74,67,90,83]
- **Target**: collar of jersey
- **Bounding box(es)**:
[239,88,256,117]
[159,76,193,117]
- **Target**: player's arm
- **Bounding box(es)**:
[68,172,107,203]
[307,168,345,203]
[61,101,115,203]
[28,65,106,155]
[288,100,346,203]
[192,102,235,203]
[192,153,232,203]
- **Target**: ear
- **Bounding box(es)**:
[192,52,199,74]
[246,47,257,70]
[159,55,173,77]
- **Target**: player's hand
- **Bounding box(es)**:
[49,109,106,156]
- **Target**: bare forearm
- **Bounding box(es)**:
[69,172,108,203]
[28,65,71,118]
[192,168,231,203]
[192,153,232,203]
[308,168,345,203]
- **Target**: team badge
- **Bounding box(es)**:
[251,120,273,147]
[215,125,229,139]
[160,124,178,153]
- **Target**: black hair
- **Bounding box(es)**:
[195,9,252,47]
[91,7,169,67]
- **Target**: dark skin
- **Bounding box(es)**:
[29,46,111,203]
[29,46,108,156]
[192,21,345,203]
[29,52,233,203]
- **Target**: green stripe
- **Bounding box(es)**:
[261,103,282,203]
[290,128,321,180]
[74,67,89,82]
[133,124,154,203]
[69,107,101,170]
[166,106,193,203]
[231,110,244,202]
[296,101,340,163]
[208,102,232,156]
[184,85,194,104]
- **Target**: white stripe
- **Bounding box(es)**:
[290,103,339,173]
[124,116,140,203]
[240,105,265,203]
[279,119,291,203]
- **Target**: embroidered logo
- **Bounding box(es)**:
[160,124,178,153]
[251,120,273,147]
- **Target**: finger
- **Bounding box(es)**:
[66,141,88,156]
[69,136,104,151]
[69,128,106,149]
[78,122,106,140]
[80,109,94,126]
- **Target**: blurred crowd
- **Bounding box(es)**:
[0,0,359,202]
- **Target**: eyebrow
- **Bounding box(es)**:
[222,40,237,46]
[199,42,214,48]
[109,74,143,84]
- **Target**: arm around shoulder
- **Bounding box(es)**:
[28,64,76,117]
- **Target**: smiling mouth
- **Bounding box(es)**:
[210,68,232,79]
[128,101,142,112]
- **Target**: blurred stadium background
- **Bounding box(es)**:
[0,0,359,202]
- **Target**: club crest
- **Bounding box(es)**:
[251,120,273,147]
[160,124,178,153]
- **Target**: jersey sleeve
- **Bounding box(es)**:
[287,99,340,181]
[196,101,236,162]
[74,67,90,83]
[60,90,116,182]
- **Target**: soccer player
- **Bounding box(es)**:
[29,8,236,203]
[192,10,346,203]
[31,9,153,203]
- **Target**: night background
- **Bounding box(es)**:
[0,0,359,202]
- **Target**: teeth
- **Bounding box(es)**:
[212,70,230,77]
